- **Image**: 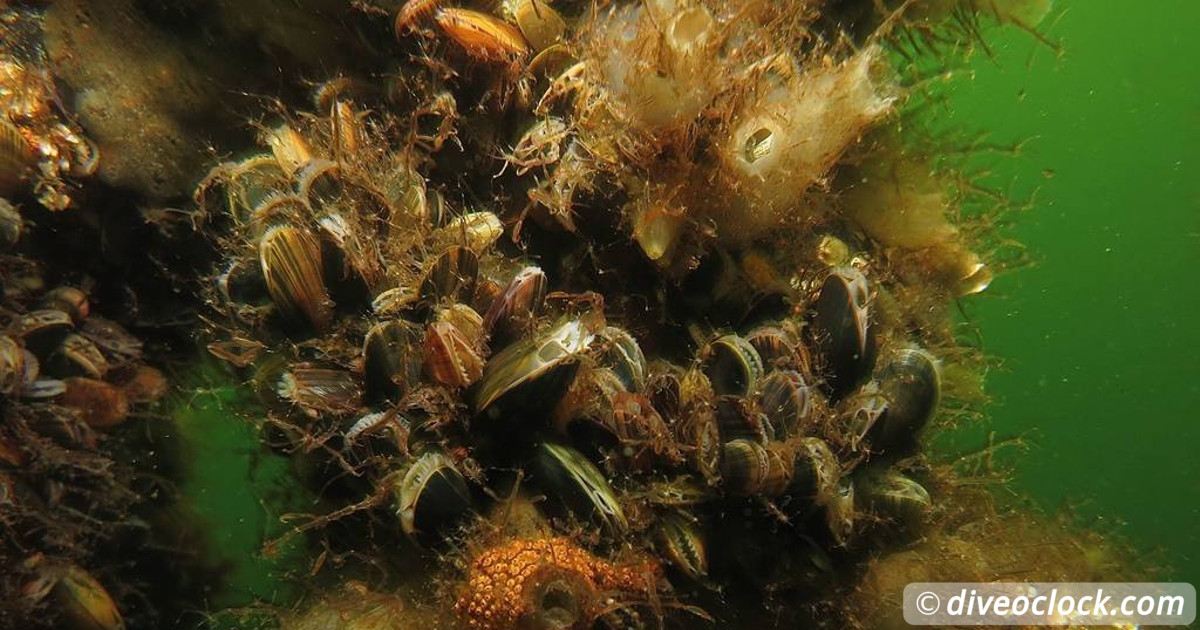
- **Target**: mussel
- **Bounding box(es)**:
[596,326,647,393]
[869,348,941,455]
[393,450,475,545]
[860,471,932,529]
[720,439,794,497]
[363,320,423,403]
[757,370,813,440]
[419,245,479,309]
[531,442,628,535]
[277,367,361,418]
[703,334,764,397]
[259,223,333,332]
[810,266,876,400]
[474,319,595,414]
[654,511,708,581]
[483,265,547,344]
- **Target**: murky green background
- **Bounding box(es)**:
[949,0,1199,582]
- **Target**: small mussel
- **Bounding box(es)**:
[745,325,800,371]
[715,395,773,445]
[654,511,708,581]
[703,334,764,397]
[18,309,73,356]
[48,334,109,379]
[824,477,856,546]
[259,223,333,332]
[810,266,877,400]
[720,439,794,497]
[757,370,814,440]
[791,437,841,505]
[474,318,595,414]
[363,320,423,403]
[860,471,932,529]
[0,198,22,251]
[277,367,362,418]
[869,348,941,455]
[52,564,126,630]
[0,335,24,395]
[483,265,547,344]
[39,287,90,324]
[393,450,475,545]
[419,245,479,310]
[675,368,721,483]
[531,442,628,535]
[596,326,647,393]
[424,320,485,388]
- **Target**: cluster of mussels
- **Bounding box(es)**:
[0,196,167,629]
[191,0,1067,628]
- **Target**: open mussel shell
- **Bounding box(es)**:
[17,309,74,357]
[703,334,764,397]
[474,318,595,415]
[745,325,800,371]
[552,366,626,456]
[757,370,813,440]
[596,326,647,393]
[869,348,941,455]
[363,320,423,403]
[655,511,708,581]
[316,210,383,300]
[259,223,333,333]
[216,258,270,307]
[844,381,888,453]
[531,442,628,535]
[393,450,475,546]
[47,334,109,380]
[860,471,932,529]
[419,246,479,311]
[810,266,877,400]
[219,155,290,223]
[483,265,547,345]
[424,320,485,388]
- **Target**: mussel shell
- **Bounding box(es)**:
[869,348,941,454]
[645,365,683,421]
[79,317,144,363]
[720,438,793,497]
[18,309,73,357]
[216,258,270,306]
[757,370,813,440]
[424,321,485,388]
[596,326,647,393]
[531,442,628,535]
[52,564,125,630]
[514,0,567,52]
[703,334,764,397]
[317,211,382,299]
[260,224,333,332]
[861,471,932,527]
[553,366,625,454]
[48,334,109,379]
[714,395,773,444]
[277,367,362,417]
[824,478,856,546]
[791,437,840,504]
[655,511,708,580]
[474,319,595,414]
[0,336,23,396]
[419,246,479,310]
[39,287,90,325]
[220,156,290,222]
[394,451,475,544]
[0,199,22,251]
[811,266,876,400]
[745,326,799,370]
[363,320,423,403]
[0,118,34,195]
[433,211,504,254]
[845,381,888,453]
[483,265,547,345]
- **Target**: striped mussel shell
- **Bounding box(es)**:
[259,222,333,332]
[363,319,423,403]
[483,265,547,345]
[596,326,647,392]
[423,306,487,388]
[277,366,362,418]
[474,318,595,414]
[703,334,764,397]
[531,442,628,535]
[810,266,877,400]
[757,370,814,441]
[720,439,794,497]
[654,510,708,581]
[860,471,932,528]
[393,450,475,546]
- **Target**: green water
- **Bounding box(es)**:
[950,1,1200,581]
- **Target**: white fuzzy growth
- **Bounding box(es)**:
[843,159,960,250]
[594,0,721,130]
[722,46,896,220]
